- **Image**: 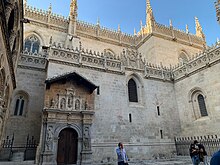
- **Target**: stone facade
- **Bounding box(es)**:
[0,0,23,145]
[1,0,220,165]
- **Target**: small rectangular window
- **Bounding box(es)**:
[157,106,160,116]
[97,86,100,95]
[160,130,163,139]
[129,114,132,123]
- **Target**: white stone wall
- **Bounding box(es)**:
[138,36,203,67]
[5,67,46,146]
[47,61,181,161]
[174,63,220,137]
[24,24,67,47]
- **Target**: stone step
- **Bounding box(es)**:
[0,160,34,165]
[11,151,24,162]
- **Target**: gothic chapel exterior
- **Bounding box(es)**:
[1,0,220,164]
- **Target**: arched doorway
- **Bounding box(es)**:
[57,128,78,165]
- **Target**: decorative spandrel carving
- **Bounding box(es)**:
[121,48,145,69]
[128,49,138,68]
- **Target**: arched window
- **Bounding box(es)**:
[197,94,208,117]
[189,88,208,119]
[24,35,40,53]
[128,79,138,102]
[12,91,29,116]
[14,95,25,116]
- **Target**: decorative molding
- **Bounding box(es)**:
[173,43,220,82]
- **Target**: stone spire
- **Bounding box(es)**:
[146,0,155,33]
[97,17,100,26]
[134,28,137,36]
[68,0,77,35]
[186,24,189,33]
[169,19,173,27]
[118,24,121,32]
[69,0,77,20]
[48,3,52,14]
[195,17,205,40]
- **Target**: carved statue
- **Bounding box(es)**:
[83,126,90,149]
[50,98,55,108]
[75,99,80,110]
[60,98,66,110]
[46,126,53,151]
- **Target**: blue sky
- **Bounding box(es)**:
[27,0,219,46]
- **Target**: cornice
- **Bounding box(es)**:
[48,58,125,76]
[136,32,204,50]
[17,65,47,72]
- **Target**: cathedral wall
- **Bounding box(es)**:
[174,63,220,137]
[47,62,181,162]
[24,24,67,46]
[138,36,203,67]
[5,67,46,146]
[80,37,126,56]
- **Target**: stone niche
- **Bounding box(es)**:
[38,72,97,165]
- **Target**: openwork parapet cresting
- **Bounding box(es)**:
[175,135,220,156]
[173,44,220,81]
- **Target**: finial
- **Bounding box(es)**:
[169,19,173,27]
[97,17,100,26]
[70,0,77,18]
[186,24,189,33]
[118,24,121,32]
[140,20,143,29]
[146,0,151,8]
[134,28,137,36]
[146,0,155,33]
[217,37,220,43]
[195,16,205,40]
[48,3,52,13]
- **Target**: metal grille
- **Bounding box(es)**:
[128,79,138,102]
[198,94,208,117]
[24,135,37,160]
[175,135,220,156]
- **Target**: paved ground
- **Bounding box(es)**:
[0,156,211,165]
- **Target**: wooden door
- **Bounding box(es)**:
[57,128,78,165]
